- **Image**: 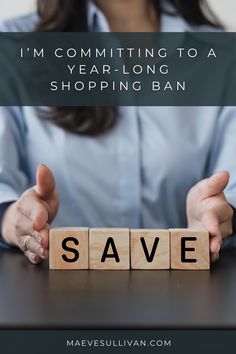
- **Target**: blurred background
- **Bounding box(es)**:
[0,0,235,30]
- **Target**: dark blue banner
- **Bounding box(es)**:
[0,32,236,106]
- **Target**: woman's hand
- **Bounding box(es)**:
[1,164,59,264]
[187,171,234,263]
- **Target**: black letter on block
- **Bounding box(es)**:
[140,237,159,263]
[101,237,120,263]
[62,237,79,263]
[181,237,197,263]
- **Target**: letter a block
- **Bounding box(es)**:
[170,229,210,270]
[89,228,130,270]
[49,228,89,270]
[131,229,170,269]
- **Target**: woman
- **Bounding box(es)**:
[0,0,235,264]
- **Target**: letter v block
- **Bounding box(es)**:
[131,229,170,269]
[170,229,210,270]
[89,228,130,270]
[49,228,89,270]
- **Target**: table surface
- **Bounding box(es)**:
[1,247,236,329]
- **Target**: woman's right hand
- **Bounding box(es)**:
[1,164,60,264]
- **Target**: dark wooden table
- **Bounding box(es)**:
[1,246,236,329]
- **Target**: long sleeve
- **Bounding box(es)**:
[0,107,29,246]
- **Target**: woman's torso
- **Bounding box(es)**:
[0,4,231,229]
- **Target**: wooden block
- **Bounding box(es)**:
[89,228,130,270]
[131,229,170,269]
[170,229,210,270]
[49,227,89,270]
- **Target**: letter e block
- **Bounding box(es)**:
[89,228,130,270]
[170,229,210,270]
[131,229,170,269]
[49,228,89,270]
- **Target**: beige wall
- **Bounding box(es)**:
[0,0,235,29]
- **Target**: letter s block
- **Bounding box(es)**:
[89,228,130,270]
[170,229,210,270]
[49,228,89,270]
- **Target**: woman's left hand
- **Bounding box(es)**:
[187,171,234,263]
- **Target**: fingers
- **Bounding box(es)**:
[24,250,42,265]
[14,213,35,238]
[203,211,233,263]
[220,220,233,239]
[20,229,49,265]
[35,164,56,200]
[187,173,233,264]
[39,224,50,249]
[20,232,49,259]
[209,234,221,264]
[203,200,233,224]
[21,234,48,259]
[18,194,48,231]
[1,182,53,266]
[13,199,50,256]
[195,171,230,200]
[202,213,222,253]
[210,252,220,263]
[210,237,221,256]
[202,204,233,243]
[204,215,231,249]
